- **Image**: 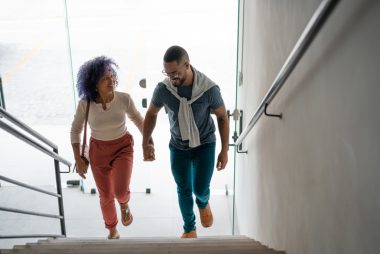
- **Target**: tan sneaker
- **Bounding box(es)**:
[199,203,213,227]
[120,204,133,226]
[181,230,197,238]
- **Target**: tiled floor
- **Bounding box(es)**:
[0,184,233,249]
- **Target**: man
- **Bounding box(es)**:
[142,45,229,238]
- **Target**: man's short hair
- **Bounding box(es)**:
[163,45,189,64]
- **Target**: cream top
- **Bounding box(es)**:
[70,91,143,143]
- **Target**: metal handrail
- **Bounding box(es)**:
[0,119,71,167]
[0,175,61,198]
[0,107,57,149]
[0,107,69,238]
[0,206,63,219]
[1,234,64,239]
[235,0,339,146]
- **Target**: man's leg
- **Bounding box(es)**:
[192,142,216,208]
[192,142,216,227]
[169,144,196,233]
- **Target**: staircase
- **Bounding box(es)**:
[1,236,285,254]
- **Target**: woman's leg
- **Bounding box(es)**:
[90,162,118,230]
[111,133,134,226]
[89,138,118,232]
[111,133,133,203]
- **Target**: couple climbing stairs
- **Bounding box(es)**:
[1,236,285,254]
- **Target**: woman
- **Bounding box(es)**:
[70,56,145,239]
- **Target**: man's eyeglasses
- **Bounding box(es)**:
[162,63,187,78]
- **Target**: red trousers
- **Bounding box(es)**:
[89,132,134,229]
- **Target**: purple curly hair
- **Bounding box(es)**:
[76,56,119,101]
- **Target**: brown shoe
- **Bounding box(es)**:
[181,230,197,238]
[199,203,213,227]
[120,204,133,226]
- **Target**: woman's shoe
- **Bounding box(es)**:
[120,203,133,226]
[107,231,120,240]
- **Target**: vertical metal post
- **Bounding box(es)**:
[238,110,243,151]
[0,76,6,110]
[53,147,66,237]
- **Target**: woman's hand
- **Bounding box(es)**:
[75,157,88,179]
[148,137,154,146]
[143,144,155,161]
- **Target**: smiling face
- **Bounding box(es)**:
[163,61,189,87]
[97,68,116,94]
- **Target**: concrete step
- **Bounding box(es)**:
[38,235,252,244]
[2,236,285,254]
[3,249,284,254]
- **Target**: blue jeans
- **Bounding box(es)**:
[169,142,216,233]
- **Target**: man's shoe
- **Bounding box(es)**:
[181,230,197,238]
[199,203,213,227]
[120,204,133,226]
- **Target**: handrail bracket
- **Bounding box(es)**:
[264,103,282,119]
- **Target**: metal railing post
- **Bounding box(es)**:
[0,107,71,238]
[54,147,66,237]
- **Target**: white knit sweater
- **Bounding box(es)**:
[70,91,143,143]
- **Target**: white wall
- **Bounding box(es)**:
[235,0,380,253]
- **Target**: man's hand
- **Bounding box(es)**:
[143,144,155,161]
[142,104,160,162]
[212,105,229,170]
[216,150,228,170]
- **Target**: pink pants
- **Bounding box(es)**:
[89,132,134,229]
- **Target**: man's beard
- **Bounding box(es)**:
[171,76,186,87]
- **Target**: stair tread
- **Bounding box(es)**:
[31,239,260,246]
[4,249,284,254]
[3,236,284,254]
[41,235,250,242]
[16,241,264,250]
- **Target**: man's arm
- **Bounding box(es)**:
[142,103,161,161]
[212,105,229,170]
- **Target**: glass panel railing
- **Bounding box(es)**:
[0,0,76,186]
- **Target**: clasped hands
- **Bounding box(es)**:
[143,137,155,161]
[143,144,155,161]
